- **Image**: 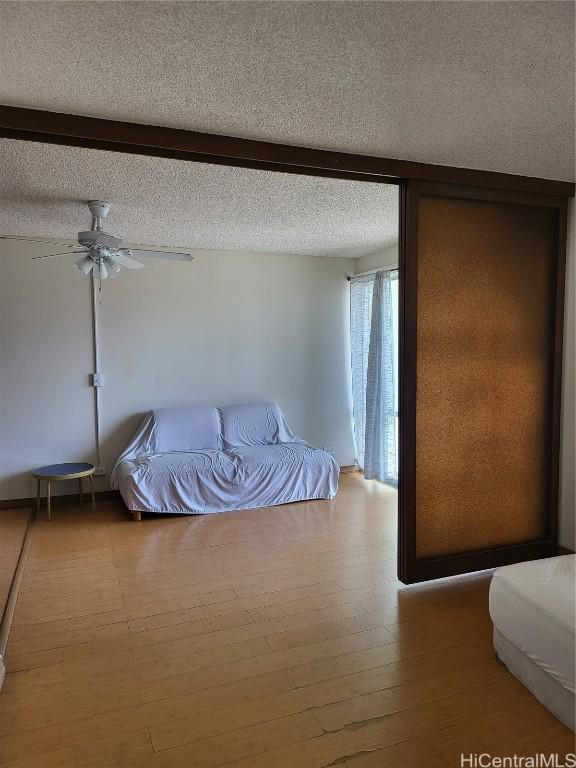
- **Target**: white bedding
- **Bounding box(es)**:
[489,555,576,696]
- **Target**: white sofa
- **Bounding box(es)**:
[111,402,339,519]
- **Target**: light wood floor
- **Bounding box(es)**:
[0,474,572,767]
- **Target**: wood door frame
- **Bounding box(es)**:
[398,180,568,584]
[0,105,574,197]
[0,105,571,582]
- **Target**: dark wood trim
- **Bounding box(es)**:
[398,179,418,582]
[0,489,121,510]
[412,182,567,209]
[402,541,559,584]
[0,106,573,196]
[558,546,575,556]
[398,181,567,584]
[0,509,33,673]
[549,202,568,548]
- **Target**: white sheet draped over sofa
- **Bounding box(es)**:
[111,403,339,515]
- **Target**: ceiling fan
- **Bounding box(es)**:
[0,200,194,279]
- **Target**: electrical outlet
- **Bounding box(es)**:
[322,446,335,456]
[94,466,107,476]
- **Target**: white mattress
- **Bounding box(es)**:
[489,555,576,695]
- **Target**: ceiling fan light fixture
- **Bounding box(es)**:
[105,257,122,274]
[75,255,94,275]
[93,262,108,280]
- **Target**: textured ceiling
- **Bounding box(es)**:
[0,139,398,257]
[0,1,573,182]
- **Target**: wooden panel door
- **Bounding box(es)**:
[398,182,567,584]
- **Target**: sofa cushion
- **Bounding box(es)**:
[219,403,299,448]
[228,443,322,466]
[154,407,221,452]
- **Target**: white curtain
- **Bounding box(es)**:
[350,269,398,486]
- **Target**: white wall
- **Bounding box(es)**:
[354,244,398,274]
[560,200,575,550]
[0,243,357,500]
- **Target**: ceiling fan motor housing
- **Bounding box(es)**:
[78,230,122,248]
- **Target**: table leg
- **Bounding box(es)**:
[46,479,52,522]
[89,474,96,514]
[36,478,41,512]
[78,477,84,505]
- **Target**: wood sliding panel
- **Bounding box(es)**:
[399,182,566,584]
[416,197,555,558]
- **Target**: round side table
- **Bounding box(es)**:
[32,463,96,521]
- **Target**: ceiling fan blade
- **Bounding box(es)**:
[127,249,194,262]
[110,251,146,270]
[32,249,86,260]
[1,235,76,247]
